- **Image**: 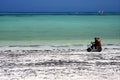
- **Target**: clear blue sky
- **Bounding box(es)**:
[0,0,120,12]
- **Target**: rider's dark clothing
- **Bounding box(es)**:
[92,38,101,49]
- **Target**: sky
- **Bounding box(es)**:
[0,0,120,12]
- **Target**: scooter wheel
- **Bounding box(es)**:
[87,48,91,52]
[98,48,102,52]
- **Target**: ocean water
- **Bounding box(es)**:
[0,13,120,45]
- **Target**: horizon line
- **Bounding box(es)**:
[0,11,120,13]
[0,12,120,15]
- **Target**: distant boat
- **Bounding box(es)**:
[98,10,104,15]
[101,10,104,15]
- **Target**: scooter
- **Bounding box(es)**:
[87,42,102,52]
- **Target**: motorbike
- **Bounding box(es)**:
[87,42,102,52]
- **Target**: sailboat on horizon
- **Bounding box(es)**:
[98,10,104,15]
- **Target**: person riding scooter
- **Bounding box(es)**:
[87,37,102,52]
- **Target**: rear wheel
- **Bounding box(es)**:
[97,48,102,52]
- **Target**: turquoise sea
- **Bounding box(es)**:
[0,13,120,45]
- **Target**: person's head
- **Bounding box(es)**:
[95,37,100,40]
[97,37,100,40]
[98,37,100,39]
[94,37,97,40]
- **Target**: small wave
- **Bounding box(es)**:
[102,43,120,46]
[8,45,42,47]
[0,43,119,48]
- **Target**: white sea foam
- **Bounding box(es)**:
[0,44,120,80]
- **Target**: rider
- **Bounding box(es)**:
[87,37,102,52]
[94,37,101,49]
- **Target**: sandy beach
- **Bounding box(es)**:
[0,44,120,80]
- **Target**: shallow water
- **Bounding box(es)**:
[0,14,120,45]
